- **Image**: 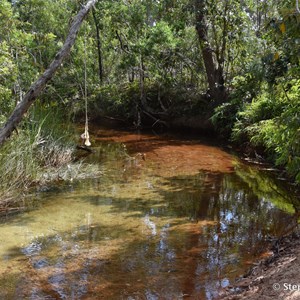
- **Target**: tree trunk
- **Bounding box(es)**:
[0,0,98,146]
[195,0,227,104]
[136,55,145,128]
[92,7,104,83]
[139,55,146,109]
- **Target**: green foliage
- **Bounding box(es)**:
[0,2,18,122]
[0,0,299,188]
[92,83,139,119]
[210,0,300,183]
[0,41,17,121]
[231,78,300,181]
[0,111,67,195]
[211,62,265,137]
[0,105,83,204]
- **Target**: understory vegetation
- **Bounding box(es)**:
[0,0,299,205]
[212,8,300,182]
[0,106,101,210]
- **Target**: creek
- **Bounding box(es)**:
[0,126,299,299]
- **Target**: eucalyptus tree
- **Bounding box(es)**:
[91,0,205,125]
[194,0,264,104]
[0,0,98,145]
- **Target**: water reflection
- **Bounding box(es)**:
[0,128,299,299]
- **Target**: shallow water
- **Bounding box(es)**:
[0,127,299,299]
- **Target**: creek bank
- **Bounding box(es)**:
[218,228,300,300]
[87,113,217,140]
[168,113,215,134]
[0,146,101,217]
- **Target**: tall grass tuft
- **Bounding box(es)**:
[0,105,96,213]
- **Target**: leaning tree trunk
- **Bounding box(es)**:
[92,7,104,83]
[0,0,98,146]
[195,0,227,104]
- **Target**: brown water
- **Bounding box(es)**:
[0,127,299,299]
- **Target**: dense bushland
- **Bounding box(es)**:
[212,5,300,182]
[0,0,299,190]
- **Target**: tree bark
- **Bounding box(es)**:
[0,0,98,146]
[92,7,104,83]
[195,0,227,104]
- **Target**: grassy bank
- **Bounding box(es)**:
[0,106,101,214]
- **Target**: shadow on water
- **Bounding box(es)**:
[0,127,299,299]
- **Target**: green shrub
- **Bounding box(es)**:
[231,78,300,183]
[211,71,263,137]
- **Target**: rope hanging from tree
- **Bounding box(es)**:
[81,25,91,147]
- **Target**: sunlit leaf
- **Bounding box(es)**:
[279,22,286,33]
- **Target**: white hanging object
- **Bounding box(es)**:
[83,122,91,147]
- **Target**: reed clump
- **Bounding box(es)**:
[0,107,101,214]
